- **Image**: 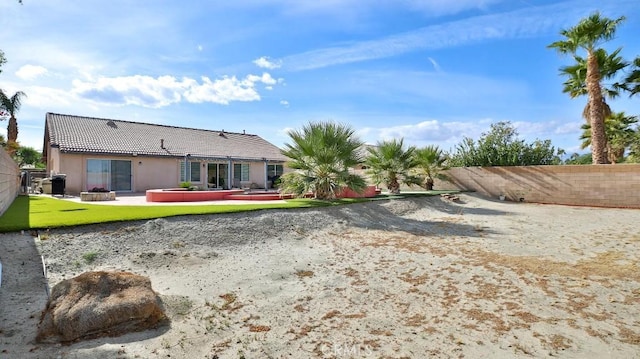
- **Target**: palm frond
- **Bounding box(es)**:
[279,121,366,199]
[364,138,419,193]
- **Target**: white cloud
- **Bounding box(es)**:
[280,100,289,107]
[427,57,442,73]
[278,126,296,140]
[184,76,260,104]
[15,65,48,80]
[511,121,550,136]
[512,120,583,140]
[554,120,583,135]
[72,75,187,108]
[358,118,583,150]
[356,119,486,149]
[253,56,282,70]
[23,85,75,108]
[365,120,487,143]
[250,72,277,85]
[71,72,280,107]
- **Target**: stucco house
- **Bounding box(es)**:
[43,113,288,195]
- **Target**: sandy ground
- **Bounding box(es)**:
[1,193,639,358]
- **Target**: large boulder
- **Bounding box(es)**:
[37,271,166,343]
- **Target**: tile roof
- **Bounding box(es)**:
[45,113,288,162]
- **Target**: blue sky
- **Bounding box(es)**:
[1,0,639,155]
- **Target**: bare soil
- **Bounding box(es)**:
[1,193,639,358]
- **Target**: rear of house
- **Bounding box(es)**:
[43,113,288,195]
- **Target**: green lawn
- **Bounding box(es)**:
[0,191,456,233]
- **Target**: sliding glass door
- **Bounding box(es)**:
[87,159,132,191]
[207,163,228,189]
[111,160,132,191]
[86,159,110,191]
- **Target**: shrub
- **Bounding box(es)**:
[449,121,564,166]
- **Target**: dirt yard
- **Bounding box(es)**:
[1,193,639,358]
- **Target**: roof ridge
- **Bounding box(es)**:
[45,112,257,137]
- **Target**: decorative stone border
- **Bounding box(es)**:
[80,191,116,201]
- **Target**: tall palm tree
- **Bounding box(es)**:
[0,89,26,155]
[559,48,627,121]
[580,112,638,163]
[548,12,625,164]
[280,121,366,200]
[414,145,449,190]
[365,138,420,194]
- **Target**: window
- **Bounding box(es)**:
[180,161,201,183]
[267,164,284,178]
[233,163,250,181]
[267,164,283,182]
[267,164,283,188]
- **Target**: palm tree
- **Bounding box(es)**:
[548,12,625,164]
[279,121,366,200]
[365,138,420,194]
[559,48,627,121]
[580,112,638,163]
[15,146,44,167]
[414,145,449,190]
[623,56,640,97]
[0,89,26,155]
